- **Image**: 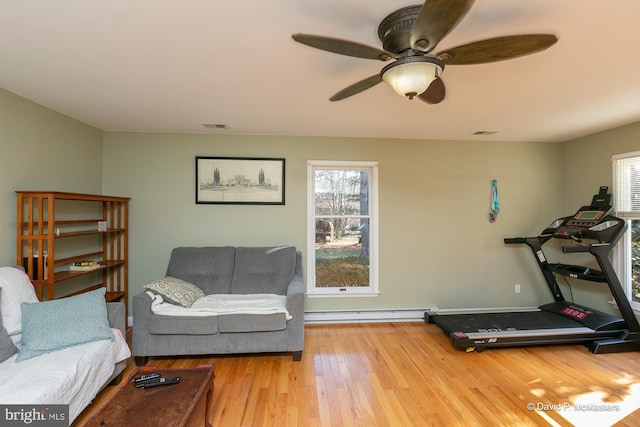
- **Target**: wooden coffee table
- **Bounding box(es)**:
[82,365,215,427]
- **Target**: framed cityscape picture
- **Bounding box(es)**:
[195,156,285,205]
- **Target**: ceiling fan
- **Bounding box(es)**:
[292,0,557,104]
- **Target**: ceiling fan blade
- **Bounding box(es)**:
[292,33,395,61]
[418,77,446,104]
[437,34,558,65]
[411,0,475,53]
[330,74,383,101]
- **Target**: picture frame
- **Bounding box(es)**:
[196,156,285,205]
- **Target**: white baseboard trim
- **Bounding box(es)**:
[304,306,539,325]
[304,308,431,324]
[130,307,541,327]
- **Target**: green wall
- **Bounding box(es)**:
[3,85,639,317]
[0,88,103,265]
[102,132,563,312]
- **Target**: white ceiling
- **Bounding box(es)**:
[1,0,640,142]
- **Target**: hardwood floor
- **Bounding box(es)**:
[75,322,640,426]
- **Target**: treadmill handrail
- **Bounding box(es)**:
[504,237,527,244]
[504,234,553,245]
[562,244,591,253]
[563,243,611,253]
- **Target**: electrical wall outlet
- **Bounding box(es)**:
[515,284,521,294]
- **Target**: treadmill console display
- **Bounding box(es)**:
[566,209,606,227]
[542,187,623,243]
[550,207,612,240]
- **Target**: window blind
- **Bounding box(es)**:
[613,151,640,213]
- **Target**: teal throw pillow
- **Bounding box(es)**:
[17,288,113,362]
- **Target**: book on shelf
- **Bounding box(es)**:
[69,261,101,271]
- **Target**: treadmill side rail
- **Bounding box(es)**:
[590,333,640,354]
[450,327,626,352]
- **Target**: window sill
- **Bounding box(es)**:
[307,289,380,298]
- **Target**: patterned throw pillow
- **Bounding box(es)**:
[144,277,205,308]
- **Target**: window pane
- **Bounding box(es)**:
[308,160,378,296]
[315,218,370,287]
[314,169,369,216]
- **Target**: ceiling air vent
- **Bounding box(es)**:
[201,123,228,129]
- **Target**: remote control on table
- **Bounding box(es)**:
[138,376,181,388]
[132,373,161,384]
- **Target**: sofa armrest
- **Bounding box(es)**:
[285,250,305,344]
[286,251,304,312]
[132,291,154,358]
[106,301,126,337]
[286,279,304,311]
[285,258,305,355]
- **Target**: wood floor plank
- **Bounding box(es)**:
[74,322,640,426]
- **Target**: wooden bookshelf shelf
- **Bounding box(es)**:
[50,228,127,239]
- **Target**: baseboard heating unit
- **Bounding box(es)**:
[303,306,539,325]
[304,309,432,324]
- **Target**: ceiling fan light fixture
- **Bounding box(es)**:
[381,56,444,99]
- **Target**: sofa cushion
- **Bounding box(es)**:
[0,267,39,340]
[0,290,18,363]
[218,313,287,333]
[144,277,204,308]
[17,288,113,361]
[166,247,236,294]
[231,246,296,295]
[148,315,219,335]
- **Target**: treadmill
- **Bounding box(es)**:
[426,187,640,353]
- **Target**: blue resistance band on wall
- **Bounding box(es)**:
[490,179,499,223]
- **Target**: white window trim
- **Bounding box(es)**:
[306,160,379,297]
[611,151,640,314]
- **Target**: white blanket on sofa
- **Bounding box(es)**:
[148,292,292,320]
[0,328,130,423]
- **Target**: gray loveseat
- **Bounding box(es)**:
[132,246,304,364]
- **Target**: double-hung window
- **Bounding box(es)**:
[612,151,640,309]
[307,160,379,297]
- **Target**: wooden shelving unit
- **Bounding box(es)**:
[16,191,130,315]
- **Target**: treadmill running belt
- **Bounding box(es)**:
[432,311,582,334]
